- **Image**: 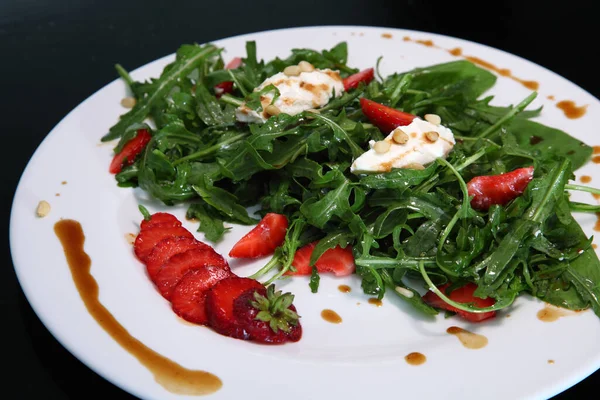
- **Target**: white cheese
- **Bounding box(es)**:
[350,117,455,173]
[235,69,345,124]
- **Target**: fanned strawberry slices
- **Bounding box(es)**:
[133,211,302,344]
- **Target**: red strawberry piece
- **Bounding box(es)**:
[467,166,534,211]
[286,241,356,276]
[109,129,152,174]
[360,98,416,133]
[214,57,243,97]
[171,267,233,325]
[145,237,213,282]
[229,213,288,259]
[342,68,374,91]
[154,248,229,300]
[204,277,264,339]
[233,288,302,344]
[422,283,496,323]
[140,212,182,230]
[134,226,193,262]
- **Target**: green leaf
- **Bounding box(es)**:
[309,266,320,293]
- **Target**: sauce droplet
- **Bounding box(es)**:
[321,309,342,324]
[338,285,351,293]
[530,135,544,145]
[448,47,462,56]
[537,304,578,322]
[446,326,488,349]
[125,233,136,245]
[593,244,598,249]
[464,56,539,90]
[368,298,383,307]
[593,156,600,164]
[556,100,588,119]
[405,352,426,365]
[580,175,592,184]
[61,181,67,185]
[416,39,435,47]
[548,359,555,365]
[547,95,555,101]
[55,193,60,197]
[381,33,392,39]
[595,213,600,232]
[593,146,600,154]
[54,220,222,395]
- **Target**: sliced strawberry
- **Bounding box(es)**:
[343,68,374,91]
[360,98,416,133]
[109,129,152,174]
[171,267,233,325]
[145,237,212,281]
[214,57,243,97]
[154,248,229,300]
[134,226,193,262]
[233,288,302,344]
[467,166,534,210]
[204,277,264,339]
[140,213,182,231]
[422,283,496,322]
[287,241,355,276]
[229,213,288,259]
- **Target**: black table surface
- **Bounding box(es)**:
[2,1,599,398]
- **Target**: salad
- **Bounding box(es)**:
[104,40,600,333]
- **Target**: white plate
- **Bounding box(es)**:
[10,26,600,400]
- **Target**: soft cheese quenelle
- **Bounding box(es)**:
[235,69,345,124]
[350,117,455,173]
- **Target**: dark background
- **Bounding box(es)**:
[2,0,598,398]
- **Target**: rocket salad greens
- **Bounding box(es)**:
[105,41,600,319]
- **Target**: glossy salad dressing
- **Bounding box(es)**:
[54,219,222,396]
[556,100,588,119]
[405,352,426,365]
[368,298,383,307]
[446,326,488,349]
[580,175,592,184]
[537,304,578,322]
[321,309,342,324]
[338,284,351,293]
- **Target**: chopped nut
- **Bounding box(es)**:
[283,65,301,76]
[36,200,51,217]
[405,163,425,170]
[424,113,441,125]
[373,140,391,154]
[425,131,439,142]
[298,61,315,72]
[395,286,414,298]
[265,104,281,116]
[120,96,136,108]
[392,129,409,144]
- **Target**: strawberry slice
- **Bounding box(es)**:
[422,283,496,323]
[145,237,212,282]
[343,68,374,91]
[204,277,264,339]
[360,98,416,133]
[467,166,534,210]
[134,226,193,262]
[109,129,152,174]
[154,248,229,300]
[229,213,288,259]
[214,57,243,97]
[233,286,302,344]
[171,267,233,325]
[140,213,182,231]
[286,241,356,276]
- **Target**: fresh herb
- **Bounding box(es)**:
[108,41,600,319]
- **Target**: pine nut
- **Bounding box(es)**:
[36,200,51,217]
[120,96,136,108]
[373,140,391,154]
[395,286,414,298]
[424,113,441,125]
[405,163,425,170]
[283,65,301,76]
[298,61,315,72]
[425,131,439,142]
[265,104,281,116]
[392,129,409,144]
